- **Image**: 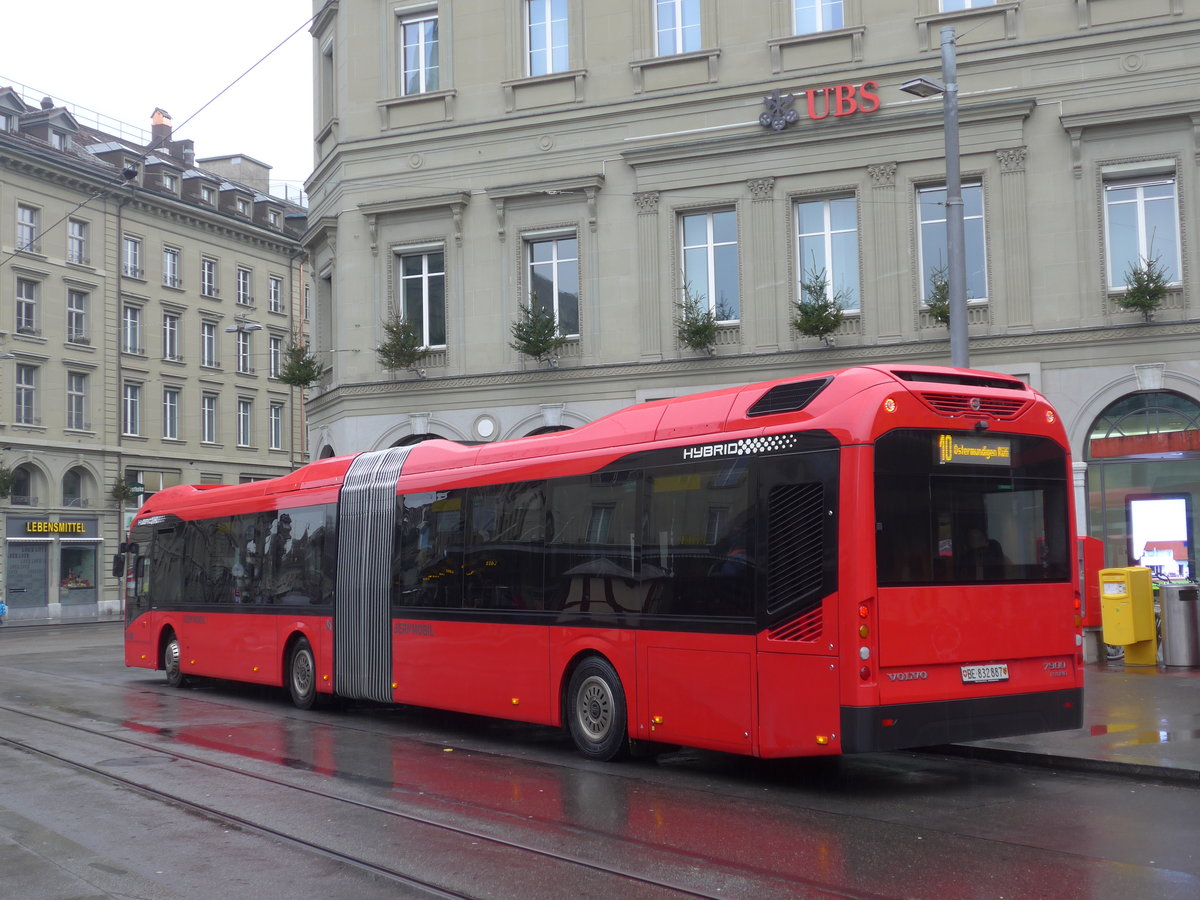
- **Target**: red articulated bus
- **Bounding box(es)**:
[121,364,1083,760]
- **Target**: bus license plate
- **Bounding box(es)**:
[961,663,1009,684]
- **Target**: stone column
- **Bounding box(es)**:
[747,177,779,352]
[997,147,1032,330]
[868,163,902,342]
[635,191,663,360]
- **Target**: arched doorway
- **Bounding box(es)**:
[1085,390,1200,574]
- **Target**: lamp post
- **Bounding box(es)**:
[901,25,969,369]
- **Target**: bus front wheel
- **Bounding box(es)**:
[288,637,319,710]
[163,634,186,689]
[567,657,627,761]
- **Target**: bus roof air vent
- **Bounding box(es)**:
[747,378,831,417]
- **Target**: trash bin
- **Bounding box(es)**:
[1159,585,1200,668]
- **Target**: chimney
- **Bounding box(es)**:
[40,96,54,110]
[151,107,172,150]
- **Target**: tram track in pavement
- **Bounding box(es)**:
[0,700,877,900]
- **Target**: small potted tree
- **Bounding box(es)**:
[0,465,13,501]
[792,262,847,347]
[510,299,569,367]
[675,284,721,356]
[924,263,951,327]
[377,311,430,378]
[277,331,323,389]
[1116,253,1169,322]
[111,480,139,505]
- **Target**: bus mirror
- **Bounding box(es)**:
[112,554,125,578]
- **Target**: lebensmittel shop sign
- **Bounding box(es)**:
[6,519,99,539]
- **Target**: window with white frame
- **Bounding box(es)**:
[527,0,568,76]
[268,275,284,312]
[268,335,283,378]
[51,131,67,151]
[304,284,312,321]
[123,235,143,278]
[795,196,860,312]
[269,402,284,450]
[941,0,996,9]
[162,171,178,193]
[16,204,39,253]
[122,305,143,354]
[162,313,181,361]
[237,267,253,305]
[320,36,335,124]
[67,218,88,264]
[398,249,447,347]
[237,398,253,447]
[67,373,88,431]
[269,210,281,227]
[680,210,740,321]
[122,382,142,436]
[201,393,218,443]
[201,185,216,205]
[67,290,88,343]
[163,247,181,287]
[201,321,218,367]
[63,467,87,508]
[16,364,38,426]
[237,330,253,373]
[399,9,439,94]
[656,0,700,55]
[236,197,250,216]
[794,0,843,34]
[527,235,579,336]
[201,256,218,297]
[1103,173,1181,290]
[16,278,38,334]
[918,181,987,303]
[163,388,180,440]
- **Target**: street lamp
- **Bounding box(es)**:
[901,25,969,369]
[224,318,263,334]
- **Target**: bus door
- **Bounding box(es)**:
[334,447,412,702]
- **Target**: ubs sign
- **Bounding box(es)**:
[760,81,881,131]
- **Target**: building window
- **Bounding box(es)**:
[67,373,88,431]
[795,196,860,312]
[67,219,88,264]
[122,305,143,354]
[51,130,67,151]
[163,246,182,287]
[236,197,250,216]
[941,0,995,9]
[656,0,700,55]
[269,335,283,378]
[123,236,143,278]
[268,275,284,313]
[201,256,218,297]
[122,383,142,436]
[320,36,336,125]
[1104,175,1181,290]
[527,235,579,336]
[237,398,253,447]
[16,204,39,253]
[794,0,843,34]
[63,467,87,508]
[304,284,312,321]
[680,209,740,322]
[527,0,568,76]
[400,11,439,94]
[237,267,253,305]
[269,209,281,227]
[201,185,216,205]
[269,402,284,450]
[398,249,447,347]
[162,172,178,193]
[202,393,218,443]
[237,330,254,374]
[16,278,39,334]
[163,313,181,361]
[918,182,987,303]
[67,290,88,344]
[16,364,38,426]
[201,321,218,367]
[163,388,180,441]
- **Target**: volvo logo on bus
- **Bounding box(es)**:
[888,671,929,681]
[683,434,798,460]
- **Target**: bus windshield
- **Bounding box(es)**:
[875,429,1071,585]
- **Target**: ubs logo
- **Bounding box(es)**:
[887,671,928,682]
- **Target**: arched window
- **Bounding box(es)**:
[12,465,36,505]
[63,467,91,508]
[1087,391,1200,459]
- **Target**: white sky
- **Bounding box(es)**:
[3,2,314,200]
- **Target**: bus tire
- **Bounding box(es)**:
[567,657,627,761]
[163,634,186,689]
[288,637,319,710]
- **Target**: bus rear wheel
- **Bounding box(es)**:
[163,634,186,689]
[288,637,319,710]
[567,657,627,761]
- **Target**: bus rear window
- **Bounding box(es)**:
[875,429,1070,585]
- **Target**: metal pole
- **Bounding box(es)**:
[941,25,969,369]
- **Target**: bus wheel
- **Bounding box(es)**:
[567,657,627,761]
[163,635,186,689]
[288,638,318,710]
